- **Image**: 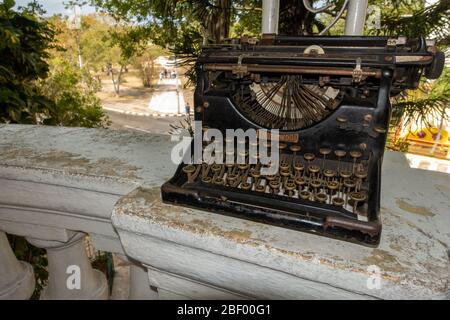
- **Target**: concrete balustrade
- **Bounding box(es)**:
[0,231,35,299]
[0,124,449,300]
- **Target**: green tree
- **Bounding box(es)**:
[0,0,108,127]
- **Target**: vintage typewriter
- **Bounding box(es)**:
[162,35,444,246]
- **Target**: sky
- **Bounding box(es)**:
[14,0,96,16]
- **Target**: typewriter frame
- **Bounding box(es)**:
[162,36,442,246]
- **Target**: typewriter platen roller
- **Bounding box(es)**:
[162,36,444,246]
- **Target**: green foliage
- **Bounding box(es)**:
[0,0,55,123]
[39,59,109,127]
[391,68,450,129]
[0,1,108,127]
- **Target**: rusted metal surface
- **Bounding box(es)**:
[204,63,382,78]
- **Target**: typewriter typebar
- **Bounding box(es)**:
[161,36,444,246]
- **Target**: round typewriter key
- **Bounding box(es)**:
[374,126,387,134]
[316,193,327,203]
[213,177,224,185]
[202,176,212,183]
[211,164,222,172]
[350,150,362,174]
[308,165,320,174]
[304,153,315,161]
[266,174,277,181]
[290,145,301,153]
[332,197,345,207]
[278,143,287,150]
[255,185,266,192]
[343,179,356,188]
[340,170,352,179]
[182,165,196,174]
[311,179,321,189]
[280,170,290,177]
[364,114,373,122]
[294,162,304,171]
[323,169,336,179]
[269,180,280,193]
[327,181,339,189]
[241,182,252,190]
[334,150,346,158]
[295,177,307,186]
[355,170,367,179]
[350,191,367,213]
[336,116,348,123]
[225,162,234,168]
[238,163,249,170]
[334,150,346,172]
[183,165,196,182]
[280,162,289,171]
[285,181,296,197]
[350,151,362,159]
[250,170,261,178]
[319,148,332,156]
[350,191,367,202]
[299,190,311,200]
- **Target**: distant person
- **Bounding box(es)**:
[164,69,168,78]
[171,70,176,79]
[159,71,164,81]
[185,102,190,116]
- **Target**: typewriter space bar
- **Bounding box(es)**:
[187,183,357,221]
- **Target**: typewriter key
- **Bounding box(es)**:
[241,182,252,190]
[327,181,339,203]
[202,176,212,183]
[255,184,266,193]
[374,126,387,134]
[290,145,301,155]
[350,191,367,213]
[213,177,224,185]
[280,162,290,171]
[269,180,281,194]
[319,147,332,169]
[299,190,311,200]
[308,165,320,179]
[332,197,345,207]
[304,153,315,162]
[182,165,196,182]
[336,116,348,123]
[334,150,346,172]
[316,193,327,203]
[285,181,296,197]
[350,150,362,174]
[295,177,307,190]
[323,169,336,180]
[340,170,352,179]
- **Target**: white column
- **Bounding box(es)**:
[129,264,159,300]
[344,0,368,35]
[26,232,108,300]
[262,0,280,34]
[0,231,35,299]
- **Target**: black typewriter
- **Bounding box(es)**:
[162,35,444,246]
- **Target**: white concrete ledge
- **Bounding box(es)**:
[0,124,449,299]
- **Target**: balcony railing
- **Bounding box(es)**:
[0,124,449,299]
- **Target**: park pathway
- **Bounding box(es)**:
[148,77,186,115]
